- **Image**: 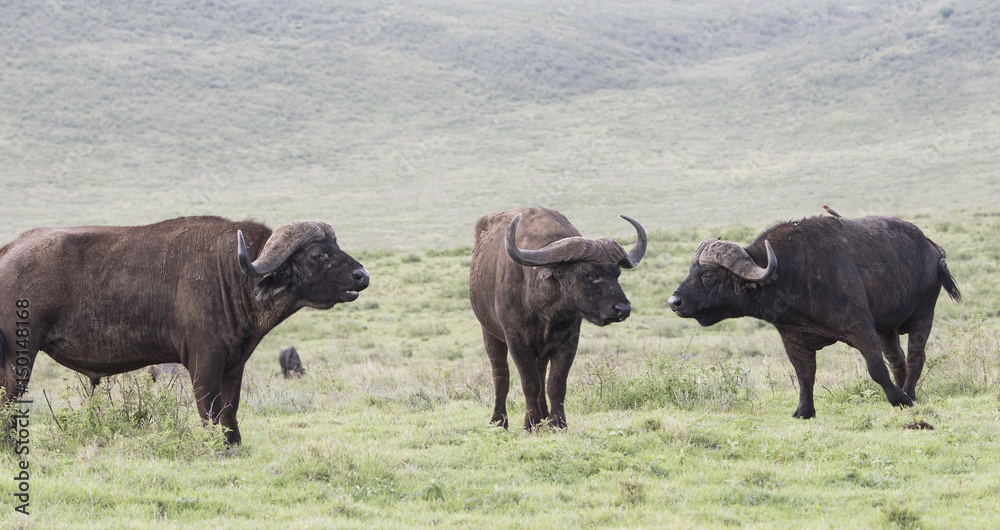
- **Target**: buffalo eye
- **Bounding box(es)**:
[310,252,329,268]
[700,270,718,288]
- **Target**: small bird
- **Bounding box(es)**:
[822,204,841,219]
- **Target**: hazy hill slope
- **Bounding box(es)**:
[1,0,998,248]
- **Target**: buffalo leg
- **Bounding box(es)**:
[852,332,913,408]
[535,358,550,421]
[187,357,228,441]
[780,336,818,419]
[544,339,578,429]
[482,330,510,429]
[219,364,245,445]
[880,332,908,389]
[506,340,544,431]
[0,338,37,408]
[901,316,935,401]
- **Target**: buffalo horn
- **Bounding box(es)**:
[692,237,721,263]
[618,215,647,269]
[505,213,643,267]
[237,222,327,277]
[697,239,777,282]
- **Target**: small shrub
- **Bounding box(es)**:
[879,500,922,529]
[421,482,445,502]
[42,372,226,459]
[641,417,662,431]
[617,479,646,506]
[739,467,777,488]
[939,6,954,19]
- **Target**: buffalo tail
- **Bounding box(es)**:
[939,258,962,303]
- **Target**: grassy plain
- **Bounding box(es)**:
[2,0,1000,527]
[4,211,1000,528]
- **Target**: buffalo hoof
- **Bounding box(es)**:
[792,406,816,419]
[224,429,242,446]
[890,394,915,408]
[490,414,509,430]
[523,417,543,433]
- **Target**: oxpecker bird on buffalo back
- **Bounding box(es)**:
[0,216,370,445]
[667,213,961,419]
[469,206,646,431]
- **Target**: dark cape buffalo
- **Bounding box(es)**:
[469,207,646,430]
[668,214,961,418]
[279,346,304,378]
[0,216,369,444]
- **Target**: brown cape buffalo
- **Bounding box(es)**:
[279,346,304,378]
[469,207,646,430]
[667,214,961,418]
[0,216,369,444]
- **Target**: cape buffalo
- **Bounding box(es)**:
[0,216,369,444]
[279,346,305,378]
[667,214,961,418]
[469,207,646,430]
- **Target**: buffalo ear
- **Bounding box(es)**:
[733,277,762,296]
[253,266,292,301]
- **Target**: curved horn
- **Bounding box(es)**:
[692,237,721,263]
[618,215,646,269]
[237,222,327,277]
[505,213,627,267]
[698,239,776,282]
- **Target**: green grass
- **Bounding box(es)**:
[4,212,1000,528]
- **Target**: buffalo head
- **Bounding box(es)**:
[668,238,776,326]
[505,213,646,326]
[237,221,369,309]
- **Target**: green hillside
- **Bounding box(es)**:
[2,0,999,248]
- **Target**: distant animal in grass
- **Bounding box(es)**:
[147,363,184,382]
[279,346,305,379]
